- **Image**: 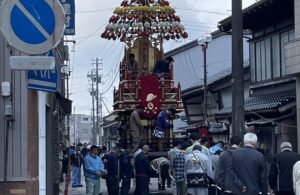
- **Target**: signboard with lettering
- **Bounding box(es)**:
[60,0,75,35]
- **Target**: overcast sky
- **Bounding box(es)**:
[68,0,257,116]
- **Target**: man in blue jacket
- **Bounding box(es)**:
[84,145,105,195]
[153,107,176,151]
[134,145,151,195]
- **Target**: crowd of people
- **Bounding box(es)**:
[59,132,300,195]
[166,133,300,195]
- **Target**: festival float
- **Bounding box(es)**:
[101,0,188,155]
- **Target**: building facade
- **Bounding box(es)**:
[70,114,94,144]
[218,0,298,154]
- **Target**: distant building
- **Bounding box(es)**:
[70,114,94,144]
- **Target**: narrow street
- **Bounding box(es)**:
[60,170,172,195]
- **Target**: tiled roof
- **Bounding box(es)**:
[216,89,296,117]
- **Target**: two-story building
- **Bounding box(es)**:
[217,0,297,153]
[165,30,250,142]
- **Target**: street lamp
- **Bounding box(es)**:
[197,34,212,121]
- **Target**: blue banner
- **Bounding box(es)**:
[60,0,75,35]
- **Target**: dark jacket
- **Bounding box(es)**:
[106,152,118,177]
[217,146,238,192]
[81,147,89,158]
[230,146,268,195]
[119,150,132,178]
[70,153,83,167]
[135,152,150,176]
[268,150,300,192]
[153,60,169,74]
[155,110,169,132]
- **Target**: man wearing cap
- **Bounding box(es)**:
[229,133,268,195]
[153,56,174,77]
[268,142,300,195]
[84,145,105,195]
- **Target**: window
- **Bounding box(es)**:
[250,28,294,83]
[272,34,280,78]
[265,38,272,80]
[256,41,262,82]
[280,31,289,76]
[250,43,256,82]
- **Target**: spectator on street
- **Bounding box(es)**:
[172,140,191,195]
[150,157,171,190]
[186,133,211,156]
[216,136,242,195]
[268,142,300,195]
[185,145,213,195]
[119,145,133,195]
[209,141,225,154]
[81,143,89,159]
[71,146,83,187]
[168,139,182,171]
[134,145,151,195]
[130,105,143,153]
[209,150,222,195]
[84,145,105,195]
[230,133,268,195]
[106,145,121,195]
[293,161,300,195]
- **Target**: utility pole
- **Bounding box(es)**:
[99,93,103,145]
[232,0,245,136]
[95,58,100,145]
[88,58,102,145]
[88,70,96,144]
[73,107,76,144]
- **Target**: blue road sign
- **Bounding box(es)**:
[27,51,58,92]
[60,0,75,35]
[0,0,65,55]
[11,0,55,44]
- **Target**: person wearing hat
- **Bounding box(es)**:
[84,145,105,195]
[268,142,300,195]
[152,56,174,77]
[153,107,176,151]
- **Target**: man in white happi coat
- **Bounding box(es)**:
[185,145,213,195]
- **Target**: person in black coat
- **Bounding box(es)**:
[70,146,83,187]
[230,133,268,195]
[268,142,300,195]
[106,145,121,195]
[217,136,242,195]
[119,145,133,195]
[152,57,174,77]
[134,145,151,195]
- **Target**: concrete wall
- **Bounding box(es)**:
[0,36,28,181]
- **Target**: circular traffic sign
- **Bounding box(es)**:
[0,0,65,55]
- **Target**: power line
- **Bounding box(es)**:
[76,8,114,14]
[175,7,228,15]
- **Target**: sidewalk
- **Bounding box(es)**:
[59,170,172,195]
